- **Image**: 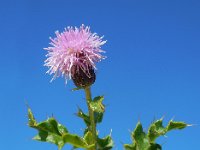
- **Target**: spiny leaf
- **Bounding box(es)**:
[148,119,188,143]
[124,144,136,150]
[28,107,37,127]
[37,118,67,135]
[124,118,188,150]
[33,130,65,149]
[94,112,104,124]
[30,117,68,149]
[90,96,105,113]
[76,108,90,126]
[148,119,165,143]
[166,120,187,131]
[84,131,93,145]
[63,133,90,149]
[97,135,114,150]
[58,123,69,135]
[84,131,95,149]
[147,143,162,150]
[132,122,146,141]
[28,107,92,150]
[132,122,150,149]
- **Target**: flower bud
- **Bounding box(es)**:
[71,65,96,88]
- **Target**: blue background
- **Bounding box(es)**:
[0,0,199,149]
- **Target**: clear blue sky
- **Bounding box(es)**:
[0,0,199,149]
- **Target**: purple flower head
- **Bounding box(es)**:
[44,25,106,84]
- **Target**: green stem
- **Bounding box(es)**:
[84,86,97,149]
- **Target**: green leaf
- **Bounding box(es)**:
[72,87,83,91]
[84,131,93,145]
[124,144,136,150]
[97,135,114,150]
[90,96,105,113]
[147,119,165,143]
[76,108,90,126]
[148,119,188,143]
[58,123,69,135]
[124,118,188,150]
[94,112,104,124]
[132,122,150,149]
[28,107,92,150]
[33,130,65,149]
[28,107,37,127]
[30,117,68,149]
[63,133,90,149]
[166,120,187,131]
[77,107,104,126]
[83,131,95,149]
[148,143,162,150]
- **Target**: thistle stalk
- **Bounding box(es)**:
[84,86,97,149]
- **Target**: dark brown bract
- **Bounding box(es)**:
[71,65,96,88]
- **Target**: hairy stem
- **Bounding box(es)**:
[84,86,97,149]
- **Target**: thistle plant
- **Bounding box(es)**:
[27,25,189,150]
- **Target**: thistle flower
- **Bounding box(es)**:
[44,25,106,87]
